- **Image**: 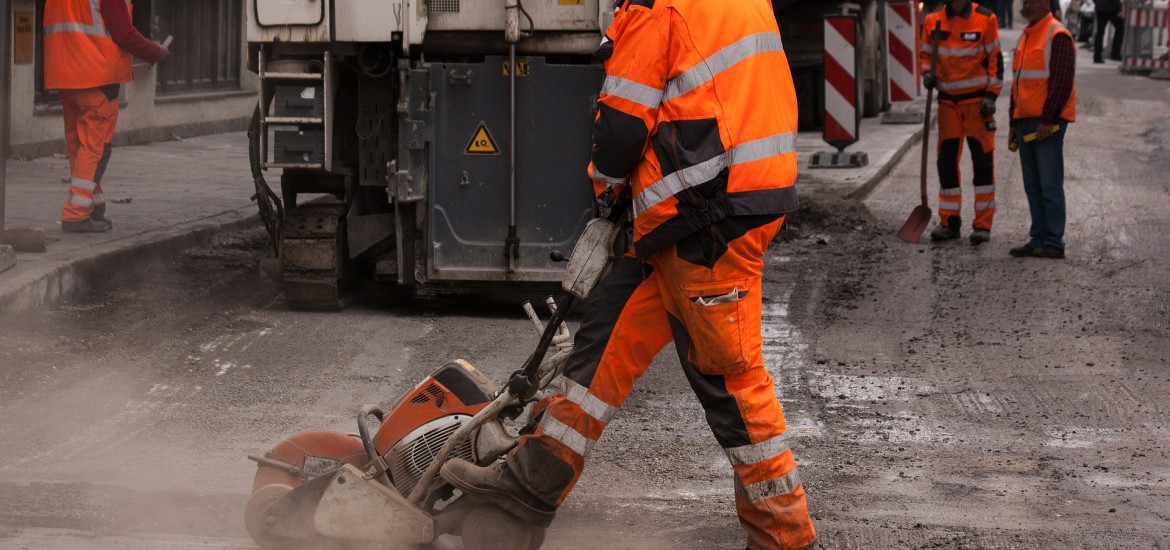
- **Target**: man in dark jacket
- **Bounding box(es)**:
[1093,0,1126,63]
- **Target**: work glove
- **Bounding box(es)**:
[595,188,621,220]
[980,97,997,117]
[595,187,631,221]
[923,71,937,90]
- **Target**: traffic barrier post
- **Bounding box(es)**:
[882,1,925,125]
[811,14,869,169]
[1120,0,1169,78]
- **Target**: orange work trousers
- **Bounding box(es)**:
[507,215,817,550]
[936,100,996,231]
[59,86,119,223]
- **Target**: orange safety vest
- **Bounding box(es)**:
[919,2,1004,103]
[588,0,799,261]
[1011,13,1077,122]
[44,0,134,90]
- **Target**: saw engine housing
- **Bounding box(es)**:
[373,360,498,495]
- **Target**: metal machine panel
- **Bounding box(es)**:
[427,0,600,32]
[254,0,325,27]
[335,0,414,42]
[247,0,330,42]
[427,57,600,282]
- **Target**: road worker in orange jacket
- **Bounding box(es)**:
[441,0,817,548]
[44,0,168,233]
[920,0,1003,245]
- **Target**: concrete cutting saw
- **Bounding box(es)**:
[244,213,622,550]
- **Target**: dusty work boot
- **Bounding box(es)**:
[61,219,110,233]
[1009,244,1034,257]
[91,215,114,229]
[1031,245,1065,259]
[969,229,991,245]
[930,219,961,241]
[91,204,113,229]
[440,459,557,527]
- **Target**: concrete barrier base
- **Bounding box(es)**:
[809,151,869,169]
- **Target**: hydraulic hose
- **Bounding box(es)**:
[248,104,284,257]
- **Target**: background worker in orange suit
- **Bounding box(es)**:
[44,0,168,233]
[440,0,818,548]
[920,0,1003,245]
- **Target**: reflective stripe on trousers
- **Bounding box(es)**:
[507,216,816,550]
[936,101,996,230]
[59,88,118,222]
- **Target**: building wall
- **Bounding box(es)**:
[6,0,258,159]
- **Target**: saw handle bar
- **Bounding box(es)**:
[508,294,577,402]
[406,346,574,505]
[358,405,393,487]
[505,193,631,401]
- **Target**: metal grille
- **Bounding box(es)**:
[389,420,473,495]
[429,0,461,13]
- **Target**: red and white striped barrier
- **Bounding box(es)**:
[823,14,861,151]
[1121,2,1169,75]
[885,2,918,105]
[812,14,868,168]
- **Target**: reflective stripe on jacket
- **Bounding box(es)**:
[44,0,133,90]
[588,0,800,262]
[919,2,1004,103]
[1011,13,1077,122]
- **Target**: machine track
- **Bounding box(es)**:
[281,204,352,310]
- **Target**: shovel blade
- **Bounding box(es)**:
[897,205,932,243]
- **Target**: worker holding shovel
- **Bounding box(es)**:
[919,0,1004,245]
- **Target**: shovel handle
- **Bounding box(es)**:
[920,21,942,207]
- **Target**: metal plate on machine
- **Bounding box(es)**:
[273,130,325,165]
[427,0,598,31]
[254,0,325,27]
[274,85,324,118]
[427,57,600,282]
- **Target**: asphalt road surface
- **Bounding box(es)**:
[1,37,1168,550]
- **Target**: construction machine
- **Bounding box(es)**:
[245,0,897,311]
[247,0,605,310]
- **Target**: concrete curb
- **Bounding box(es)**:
[0,245,14,274]
[845,119,928,201]
[0,209,260,313]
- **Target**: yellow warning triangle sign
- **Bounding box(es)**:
[464,122,500,156]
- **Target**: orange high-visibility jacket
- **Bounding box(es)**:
[44,0,133,90]
[587,0,800,262]
[1011,13,1077,122]
[919,2,1004,103]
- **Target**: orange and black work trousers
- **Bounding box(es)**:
[936,100,996,231]
[506,215,816,550]
[59,85,119,223]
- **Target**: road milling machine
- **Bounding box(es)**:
[247,0,606,309]
[247,0,896,310]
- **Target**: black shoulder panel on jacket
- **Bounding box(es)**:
[594,36,614,62]
[593,103,648,182]
[628,0,654,9]
[975,4,994,17]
